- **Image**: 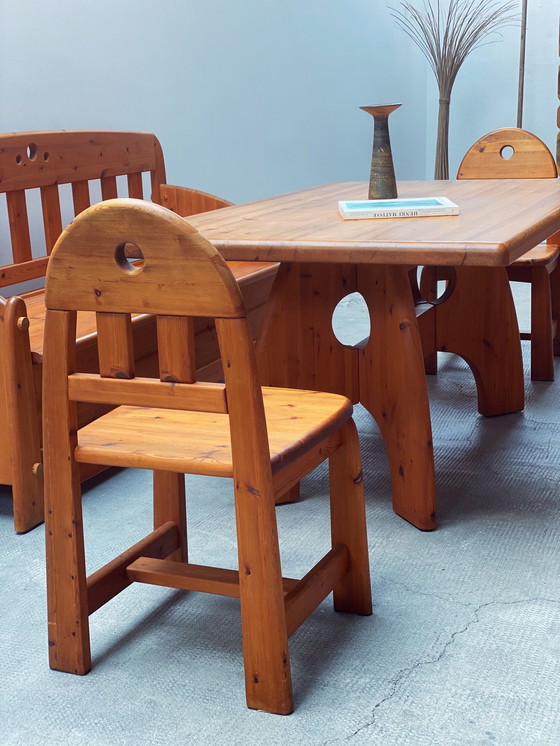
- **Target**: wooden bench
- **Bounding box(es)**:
[0,130,278,532]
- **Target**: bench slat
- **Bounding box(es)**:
[100,175,118,200]
[72,180,91,215]
[7,190,32,263]
[127,172,144,199]
[40,184,63,254]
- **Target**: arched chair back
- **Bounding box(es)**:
[457,128,558,180]
[455,127,560,381]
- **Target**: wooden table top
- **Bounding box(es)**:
[187,180,560,266]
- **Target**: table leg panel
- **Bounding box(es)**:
[256,262,360,401]
[358,265,437,531]
[435,266,524,416]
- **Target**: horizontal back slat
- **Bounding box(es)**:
[67,373,228,413]
[0,131,163,192]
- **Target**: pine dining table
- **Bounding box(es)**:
[188,179,560,530]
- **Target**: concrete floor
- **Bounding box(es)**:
[1,286,559,745]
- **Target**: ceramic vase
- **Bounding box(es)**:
[360,104,401,199]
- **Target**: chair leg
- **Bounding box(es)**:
[275,483,301,504]
[43,308,91,675]
[234,481,292,714]
[153,471,187,562]
[417,303,438,375]
[529,267,554,381]
[418,266,438,375]
[549,262,560,357]
[45,467,91,675]
[328,420,372,616]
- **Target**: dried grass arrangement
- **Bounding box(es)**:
[390,0,518,179]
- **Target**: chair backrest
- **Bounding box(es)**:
[44,199,269,446]
[457,128,558,180]
[0,130,166,290]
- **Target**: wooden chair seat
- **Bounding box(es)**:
[509,243,559,267]
[43,199,372,714]
[75,387,352,474]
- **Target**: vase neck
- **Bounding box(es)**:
[373,116,390,139]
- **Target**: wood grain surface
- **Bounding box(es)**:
[43,199,372,715]
[188,180,560,266]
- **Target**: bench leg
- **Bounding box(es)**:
[3,297,44,533]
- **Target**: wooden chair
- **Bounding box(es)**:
[43,198,371,714]
[0,130,278,533]
[421,128,560,380]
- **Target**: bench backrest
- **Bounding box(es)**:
[0,130,166,290]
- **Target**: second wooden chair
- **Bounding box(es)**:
[422,127,560,380]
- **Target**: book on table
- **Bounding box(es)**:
[338,196,459,220]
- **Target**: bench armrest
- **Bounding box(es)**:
[158,184,233,217]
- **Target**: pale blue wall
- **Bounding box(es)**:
[0,1,557,200]
[0,0,426,201]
